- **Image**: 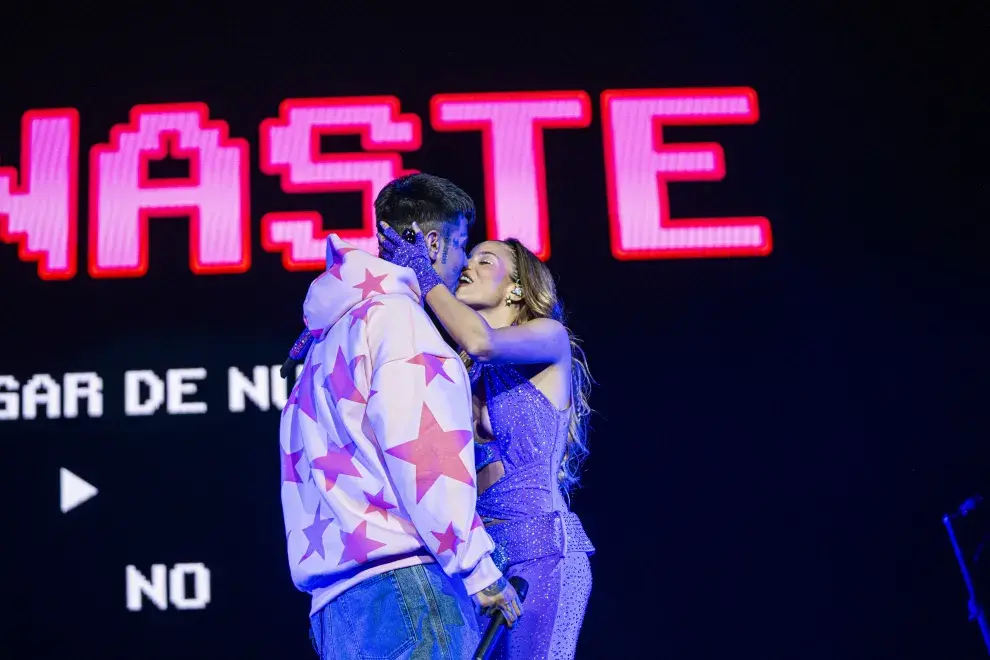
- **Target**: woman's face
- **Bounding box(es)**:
[455,241,516,309]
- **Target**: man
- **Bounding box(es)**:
[279,173,521,659]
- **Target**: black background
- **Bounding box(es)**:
[0,3,983,658]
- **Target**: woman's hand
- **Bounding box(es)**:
[377,221,444,296]
[378,221,429,268]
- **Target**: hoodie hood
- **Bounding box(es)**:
[302,235,422,337]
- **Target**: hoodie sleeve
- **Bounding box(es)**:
[363,294,502,596]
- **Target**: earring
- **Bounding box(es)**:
[506,281,523,306]
[506,284,523,306]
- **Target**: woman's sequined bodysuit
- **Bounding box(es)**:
[471,363,594,660]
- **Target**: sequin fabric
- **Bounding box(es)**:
[486,511,594,571]
[403,255,443,298]
[288,329,313,359]
[377,226,444,297]
[475,440,500,471]
[471,363,594,659]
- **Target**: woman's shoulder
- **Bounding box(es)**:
[520,316,567,335]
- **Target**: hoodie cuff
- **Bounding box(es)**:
[461,555,503,596]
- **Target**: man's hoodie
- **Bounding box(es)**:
[279,235,501,615]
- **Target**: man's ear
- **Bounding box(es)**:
[425,230,441,262]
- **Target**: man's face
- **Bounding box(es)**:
[432,215,470,293]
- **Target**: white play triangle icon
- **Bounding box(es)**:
[60,468,98,513]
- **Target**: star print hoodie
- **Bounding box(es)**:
[280,235,502,616]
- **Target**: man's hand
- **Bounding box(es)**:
[472,576,523,627]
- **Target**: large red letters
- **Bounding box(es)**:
[601,87,771,259]
[0,88,772,279]
[89,103,251,277]
[0,109,79,279]
[259,97,420,268]
[431,92,591,260]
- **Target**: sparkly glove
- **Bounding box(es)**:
[378,222,443,297]
[279,328,313,378]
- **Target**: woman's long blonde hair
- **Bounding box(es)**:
[463,238,593,497]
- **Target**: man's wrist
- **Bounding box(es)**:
[463,555,502,595]
[480,576,508,596]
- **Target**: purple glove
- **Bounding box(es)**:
[378,222,444,296]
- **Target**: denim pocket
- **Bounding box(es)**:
[338,571,416,660]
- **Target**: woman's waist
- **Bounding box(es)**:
[476,481,558,521]
[475,442,561,472]
[483,510,594,571]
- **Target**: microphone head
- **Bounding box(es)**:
[508,576,529,601]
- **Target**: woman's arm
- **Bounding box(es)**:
[424,285,569,364]
[376,220,569,365]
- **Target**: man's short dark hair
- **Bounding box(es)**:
[374,173,476,235]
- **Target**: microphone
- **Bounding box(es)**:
[279,329,315,379]
[473,577,529,660]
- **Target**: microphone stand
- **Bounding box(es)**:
[944,496,990,656]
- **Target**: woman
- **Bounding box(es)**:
[379,222,595,660]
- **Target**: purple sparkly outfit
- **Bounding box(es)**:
[471,363,595,660]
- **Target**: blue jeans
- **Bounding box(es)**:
[309,563,481,659]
